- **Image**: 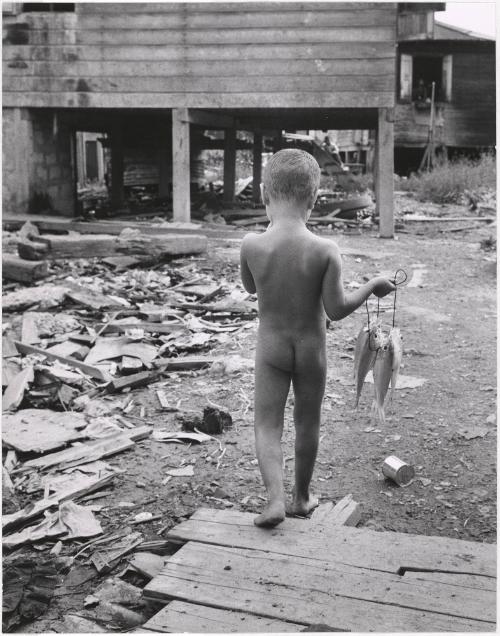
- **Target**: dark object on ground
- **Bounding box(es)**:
[2,558,59,632]
[301,624,347,632]
[178,406,232,435]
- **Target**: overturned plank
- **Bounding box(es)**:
[143,601,303,633]
[2,254,49,283]
[310,494,361,527]
[145,541,494,632]
[166,508,496,577]
[14,341,111,382]
[18,232,208,261]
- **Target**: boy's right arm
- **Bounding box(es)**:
[321,243,395,321]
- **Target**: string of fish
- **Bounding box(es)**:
[353,269,407,422]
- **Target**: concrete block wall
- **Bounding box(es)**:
[2,107,75,216]
[31,110,74,215]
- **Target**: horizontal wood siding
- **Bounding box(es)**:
[395,46,495,148]
[3,2,397,109]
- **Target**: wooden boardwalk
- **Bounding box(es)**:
[143,506,496,632]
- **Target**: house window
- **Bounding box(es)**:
[399,53,452,104]
[23,3,75,11]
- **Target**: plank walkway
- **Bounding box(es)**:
[143,506,496,633]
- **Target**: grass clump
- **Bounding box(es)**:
[399,152,496,204]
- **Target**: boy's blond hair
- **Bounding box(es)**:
[263,149,321,208]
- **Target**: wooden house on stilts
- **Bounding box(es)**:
[3,2,448,238]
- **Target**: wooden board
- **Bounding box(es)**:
[403,570,497,592]
[166,508,496,577]
[2,254,48,283]
[310,494,361,527]
[143,600,303,633]
[144,541,495,631]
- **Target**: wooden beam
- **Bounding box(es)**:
[172,108,191,222]
[110,122,124,208]
[375,108,394,238]
[223,127,236,203]
[185,109,235,129]
[252,131,263,204]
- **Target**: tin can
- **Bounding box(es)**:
[382,455,415,486]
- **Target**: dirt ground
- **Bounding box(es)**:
[3,199,497,632]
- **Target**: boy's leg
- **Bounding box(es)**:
[289,354,326,516]
[254,354,291,527]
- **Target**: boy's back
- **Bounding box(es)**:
[243,225,329,334]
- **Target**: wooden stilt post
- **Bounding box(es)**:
[252,131,263,204]
[172,108,191,222]
[375,108,394,239]
[223,127,236,203]
[110,123,124,209]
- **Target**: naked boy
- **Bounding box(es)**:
[240,149,395,528]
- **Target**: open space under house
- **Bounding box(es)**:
[2,2,496,633]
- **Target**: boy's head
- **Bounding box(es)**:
[262,149,321,211]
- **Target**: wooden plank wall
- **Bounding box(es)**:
[3,2,397,109]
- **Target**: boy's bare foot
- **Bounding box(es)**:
[254,501,286,528]
[286,494,319,517]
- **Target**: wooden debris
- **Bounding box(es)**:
[91,531,143,574]
[2,254,48,283]
[155,356,216,372]
[3,472,115,532]
[156,390,171,410]
[98,321,183,335]
[130,513,162,526]
[121,356,144,373]
[18,232,208,261]
[2,358,21,388]
[2,284,69,312]
[21,426,151,471]
[2,366,34,412]
[85,337,158,366]
[21,313,40,344]
[14,341,111,382]
[108,370,158,393]
[2,409,87,453]
[2,336,19,358]
[310,495,361,527]
[45,340,84,358]
[3,501,103,549]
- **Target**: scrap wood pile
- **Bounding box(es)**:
[1,221,257,632]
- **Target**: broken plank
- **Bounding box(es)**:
[2,366,34,412]
[14,341,111,382]
[144,541,494,632]
[3,473,115,533]
[310,494,361,527]
[166,508,496,577]
[2,254,49,283]
[108,370,158,393]
[155,356,215,372]
[143,600,303,633]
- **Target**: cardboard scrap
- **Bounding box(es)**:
[2,409,87,453]
[3,501,103,549]
[85,336,158,366]
[127,552,167,579]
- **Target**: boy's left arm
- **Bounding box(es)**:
[240,236,256,294]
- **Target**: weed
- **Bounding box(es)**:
[399,152,496,204]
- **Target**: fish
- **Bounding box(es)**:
[371,334,392,423]
[389,327,403,401]
[354,321,383,408]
